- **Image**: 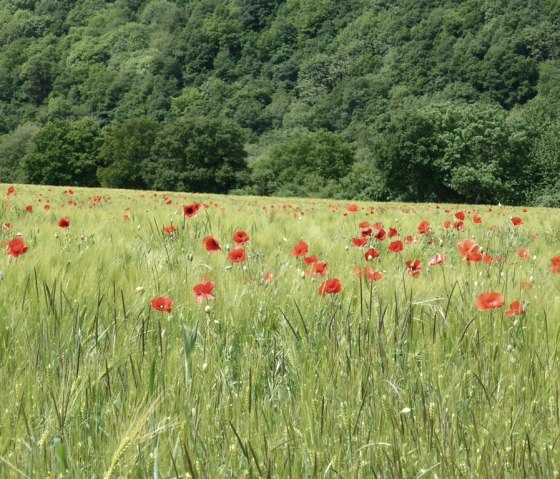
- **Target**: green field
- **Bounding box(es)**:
[1,183,560,478]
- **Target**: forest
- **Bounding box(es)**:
[1,0,559,206]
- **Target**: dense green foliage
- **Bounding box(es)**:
[0,0,559,204]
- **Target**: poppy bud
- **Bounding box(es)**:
[204,305,212,314]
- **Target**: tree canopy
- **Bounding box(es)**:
[0,0,559,205]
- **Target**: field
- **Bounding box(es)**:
[1,183,560,478]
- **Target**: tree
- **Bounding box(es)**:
[249,130,355,197]
[375,100,525,204]
[142,116,248,193]
[97,117,159,189]
[0,122,40,183]
[22,119,102,186]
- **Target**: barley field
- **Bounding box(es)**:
[1,183,560,478]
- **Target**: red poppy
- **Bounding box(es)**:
[44,204,51,211]
[352,237,368,248]
[193,282,216,303]
[313,262,328,276]
[505,300,523,317]
[473,215,482,224]
[7,237,28,257]
[58,217,70,229]
[291,241,309,257]
[552,256,560,274]
[358,221,370,229]
[517,248,530,260]
[418,220,430,235]
[455,211,465,221]
[123,214,130,221]
[203,236,221,253]
[457,239,479,258]
[476,292,505,312]
[361,228,373,238]
[319,278,342,296]
[406,259,422,278]
[346,204,358,212]
[163,225,177,234]
[364,268,383,282]
[304,255,318,265]
[228,247,247,263]
[428,253,445,267]
[374,229,386,241]
[183,203,201,217]
[151,296,173,313]
[443,221,453,229]
[25,205,33,212]
[511,217,523,227]
[388,240,403,253]
[364,248,379,261]
[453,221,465,231]
[7,186,15,196]
[404,235,416,244]
[233,231,250,244]
[388,227,399,239]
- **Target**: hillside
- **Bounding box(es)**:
[1,0,559,205]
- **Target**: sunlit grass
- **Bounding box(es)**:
[1,183,559,478]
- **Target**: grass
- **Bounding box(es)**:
[1,183,560,478]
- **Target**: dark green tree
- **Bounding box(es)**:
[22,119,102,186]
[142,116,248,193]
[97,117,159,189]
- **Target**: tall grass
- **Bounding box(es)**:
[0,184,559,477]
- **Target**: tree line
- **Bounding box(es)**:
[1,0,559,205]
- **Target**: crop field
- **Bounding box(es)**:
[1,183,560,478]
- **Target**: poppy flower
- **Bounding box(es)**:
[291,241,309,257]
[25,205,33,212]
[304,255,318,265]
[319,278,342,296]
[183,203,201,217]
[388,227,399,239]
[388,240,403,253]
[473,215,482,224]
[193,282,216,303]
[228,247,247,263]
[352,237,368,248]
[358,221,370,229]
[552,256,560,273]
[517,249,530,260]
[361,228,373,238]
[511,217,523,227]
[233,231,250,244]
[455,211,465,221]
[418,220,430,235]
[404,235,416,244]
[7,186,15,196]
[150,296,173,313]
[429,253,445,267]
[443,221,453,229]
[476,292,505,312]
[406,259,422,278]
[505,301,523,317]
[457,239,479,258]
[346,204,358,212]
[453,221,465,231]
[313,262,328,276]
[364,268,383,282]
[364,248,379,261]
[163,225,177,234]
[203,236,221,253]
[58,217,70,229]
[374,229,386,241]
[7,238,28,257]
